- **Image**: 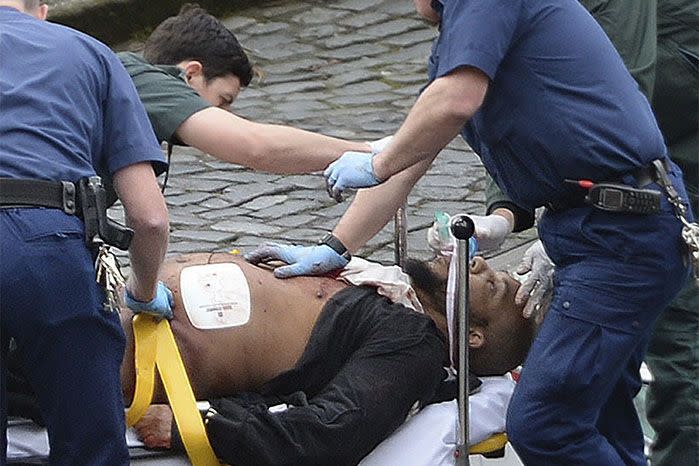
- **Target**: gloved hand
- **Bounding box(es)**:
[244,243,349,278]
[368,135,393,154]
[324,151,381,202]
[427,213,513,253]
[125,281,174,320]
[514,240,555,320]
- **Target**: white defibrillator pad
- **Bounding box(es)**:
[180,263,251,330]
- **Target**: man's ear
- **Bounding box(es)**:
[468,327,485,348]
[182,61,204,81]
[30,3,49,20]
[38,3,48,20]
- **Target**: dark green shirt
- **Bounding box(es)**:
[117,52,210,144]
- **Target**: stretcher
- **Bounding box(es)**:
[5,374,520,465]
[7,213,528,465]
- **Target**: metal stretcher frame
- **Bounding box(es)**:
[392,209,509,464]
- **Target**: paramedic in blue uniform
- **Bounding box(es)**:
[246,0,693,464]
[0,1,172,464]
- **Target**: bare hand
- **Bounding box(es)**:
[134,404,174,449]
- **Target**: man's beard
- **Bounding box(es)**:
[403,258,442,297]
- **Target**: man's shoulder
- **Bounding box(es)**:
[117,52,181,80]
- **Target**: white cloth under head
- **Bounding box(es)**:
[339,257,424,313]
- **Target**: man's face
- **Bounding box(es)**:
[187,73,242,110]
[409,255,528,334]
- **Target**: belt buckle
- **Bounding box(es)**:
[61,181,76,215]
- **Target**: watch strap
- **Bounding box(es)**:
[319,233,352,260]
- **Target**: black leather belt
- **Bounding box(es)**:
[0,178,78,215]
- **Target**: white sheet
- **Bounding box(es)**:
[360,375,515,466]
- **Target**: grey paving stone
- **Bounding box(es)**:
[269,214,316,228]
[327,92,398,106]
[222,16,257,32]
[326,69,380,88]
[246,21,290,35]
[168,178,230,193]
[375,1,418,16]
[254,43,318,61]
[263,58,329,75]
[171,230,238,243]
[324,33,376,49]
[316,43,390,60]
[384,28,437,47]
[333,80,393,96]
[336,11,391,28]
[240,194,289,211]
[261,1,310,19]
[296,24,344,40]
[211,220,285,236]
[259,80,326,95]
[327,0,386,12]
[166,192,213,207]
[198,197,232,210]
[168,213,210,228]
[361,18,425,39]
[290,7,351,25]
[198,206,250,221]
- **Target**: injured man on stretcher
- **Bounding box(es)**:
[6,253,537,466]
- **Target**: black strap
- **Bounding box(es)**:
[0,178,77,214]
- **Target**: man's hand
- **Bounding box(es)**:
[427,213,513,253]
[125,281,174,320]
[515,240,554,320]
[134,405,174,449]
[244,243,349,278]
[324,151,381,202]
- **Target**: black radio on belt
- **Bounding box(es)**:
[571,180,662,214]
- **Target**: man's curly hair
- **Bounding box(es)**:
[144,3,253,86]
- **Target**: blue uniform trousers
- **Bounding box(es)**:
[507,163,692,465]
[0,208,128,465]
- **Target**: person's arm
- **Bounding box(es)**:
[113,162,169,302]
[485,175,534,233]
[372,66,488,181]
[324,66,488,199]
[175,107,370,174]
[333,158,434,253]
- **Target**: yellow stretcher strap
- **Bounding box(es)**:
[469,432,508,457]
[125,314,221,466]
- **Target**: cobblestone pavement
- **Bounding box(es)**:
[113,0,536,270]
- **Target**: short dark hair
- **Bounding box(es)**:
[23,0,42,9]
[144,3,253,86]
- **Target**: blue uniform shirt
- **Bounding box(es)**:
[427,0,666,209]
[0,7,166,182]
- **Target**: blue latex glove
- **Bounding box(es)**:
[244,243,349,278]
[324,151,381,202]
[124,281,174,320]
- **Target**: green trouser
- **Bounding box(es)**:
[482,1,699,464]
[646,1,698,463]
